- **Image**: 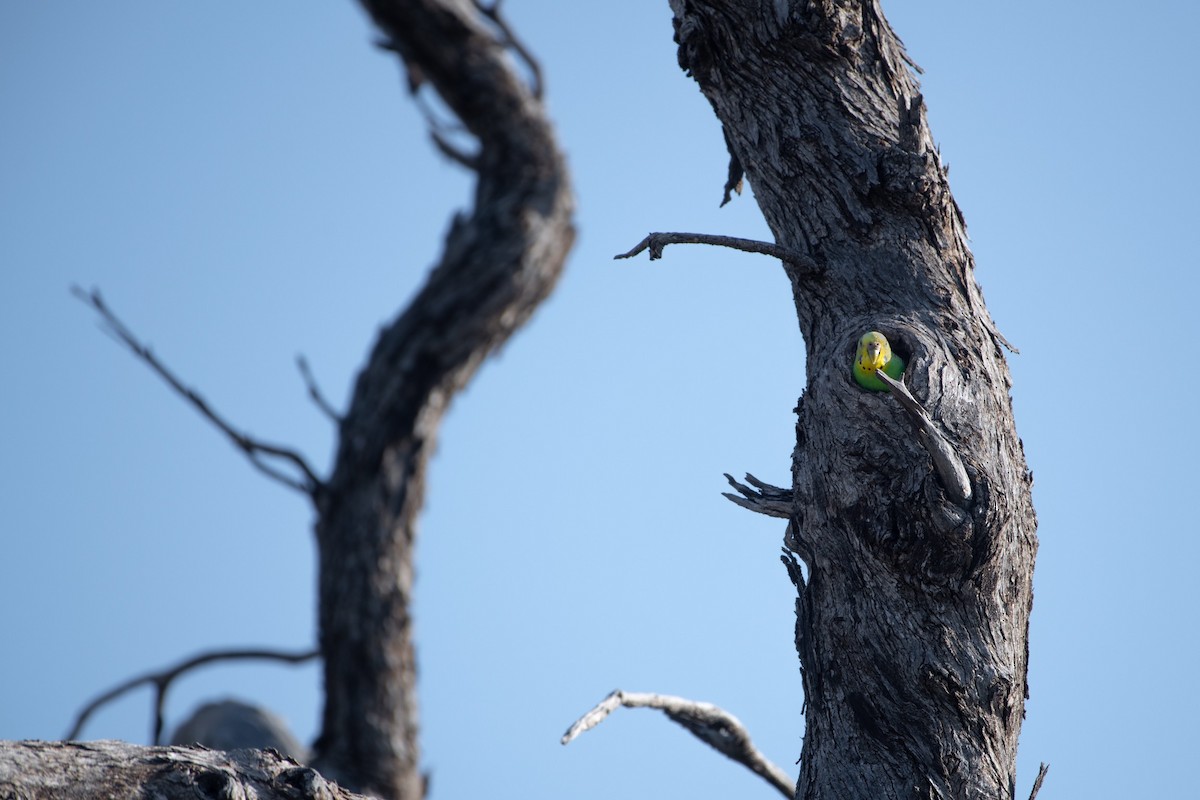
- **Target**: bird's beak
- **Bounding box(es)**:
[866,341,881,366]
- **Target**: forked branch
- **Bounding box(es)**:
[562,689,793,799]
[1027,763,1050,800]
[722,472,791,518]
[65,646,319,745]
[72,286,325,496]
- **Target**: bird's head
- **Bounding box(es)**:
[857,331,891,372]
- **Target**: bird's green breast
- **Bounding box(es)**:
[853,353,905,391]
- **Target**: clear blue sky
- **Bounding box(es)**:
[3,2,1197,797]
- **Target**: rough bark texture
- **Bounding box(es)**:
[669,2,1036,798]
[308,1,574,798]
[0,740,368,800]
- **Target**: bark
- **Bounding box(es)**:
[0,740,368,800]
[308,1,573,798]
[669,2,1036,798]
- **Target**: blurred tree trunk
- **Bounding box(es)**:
[2,2,570,799]
[307,1,573,798]
[0,1,570,796]
[670,1,1036,797]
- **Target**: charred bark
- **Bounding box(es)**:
[669,2,1036,798]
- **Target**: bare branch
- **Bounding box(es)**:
[398,66,483,170]
[874,368,972,506]
[722,472,791,518]
[72,286,325,496]
[429,127,481,170]
[1026,763,1050,800]
[562,689,793,799]
[65,647,320,744]
[472,0,544,100]
[296,355,342,424]
[614,231,821,276]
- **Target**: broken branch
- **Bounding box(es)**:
[562,689,793,799]
[615,232,821,276]
[722,473,791,518]
[1027,763,1050,800]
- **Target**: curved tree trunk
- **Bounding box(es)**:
[1,3,570,798]
[309,1,574,797]
[670,2,1036,798]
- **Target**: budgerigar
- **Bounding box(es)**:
[853,331,905,391]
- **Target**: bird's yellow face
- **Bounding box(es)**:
[857,331,891,372]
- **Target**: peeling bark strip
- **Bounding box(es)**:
[670,2,1036,798]
[310,1,574,798]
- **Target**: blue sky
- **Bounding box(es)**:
[3,2,1197,797]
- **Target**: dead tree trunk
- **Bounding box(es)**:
[0,2,570,797]
[670,2,1036,797]
[307,1,574,798]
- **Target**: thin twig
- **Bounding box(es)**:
[562,689,794,799]
[375,36,482,170]
[874,368,972,506]
[65,647,320,744]
[722,473,791,518]
[1027,763,1050,800]
[430,127,480,170]
[72,286,324,496]
[472,0,544,100]
[296,355,342,424]
[614,232,822,276]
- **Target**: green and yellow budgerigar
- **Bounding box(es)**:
[853,331,905,391]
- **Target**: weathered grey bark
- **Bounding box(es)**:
[308,1,573,798]
[0,740,368,800]
[669,2,1036,798]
